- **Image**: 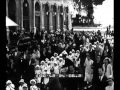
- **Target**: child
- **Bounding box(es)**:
[30,79,38,90]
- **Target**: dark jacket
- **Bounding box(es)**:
[47,77,62,90]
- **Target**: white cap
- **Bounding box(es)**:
[19,79,24,83]
[62,50,68,55]
[30,79,36,84]
[41,61,45,64]
[35,65,40,68]
[6,80,12,85]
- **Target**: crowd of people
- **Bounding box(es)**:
[6,27,114,90]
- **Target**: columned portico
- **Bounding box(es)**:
[6,0,73,33]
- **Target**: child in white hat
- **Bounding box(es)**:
[30,79,38,90]
[19,79,27,90]
[6,80,15,90]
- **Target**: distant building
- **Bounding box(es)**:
[6,0,73,32]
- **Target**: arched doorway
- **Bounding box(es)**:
[23,0,30,32]
[52,4,57,31]
[60,5,63,31]
[8,0,16,32]
[44,3,49,31]
[35,2,40,32]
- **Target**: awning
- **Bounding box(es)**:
[6,16,18,26]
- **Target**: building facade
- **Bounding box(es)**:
[6,0,73,33]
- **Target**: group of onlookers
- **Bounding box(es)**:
[6,28,114,90]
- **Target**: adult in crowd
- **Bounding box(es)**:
[6,28,114,90]
[84,53,94,89]
[102,57,113,79]
[46,68,62,90]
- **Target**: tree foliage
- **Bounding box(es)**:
[74,0,106,18]
[74,0,106,7]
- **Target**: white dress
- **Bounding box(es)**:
[84,58,93,82]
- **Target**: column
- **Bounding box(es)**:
[66,7,69,30]
[6,0,8,16]
[68,7,72,31]
[21,0,24,30]
[60,5,64,32]
[56,5,60,31]
[49,4,53,31]
[63,6,66,32]
[6,0,10,44]
[41,3,45,31]
[40,3,42,31]
[32,0,36,34]
[16,0,20,31]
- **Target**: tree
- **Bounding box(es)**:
[74,0,106,20]
[74,0,105,6]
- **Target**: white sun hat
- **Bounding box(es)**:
[6,80,12,85]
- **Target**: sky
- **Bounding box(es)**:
[93,0,114,27]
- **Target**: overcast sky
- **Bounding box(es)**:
[93,0,114,27]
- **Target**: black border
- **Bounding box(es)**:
[1,0,119,90]
[0,0,7,89]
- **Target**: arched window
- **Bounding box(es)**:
[35,2,40,11]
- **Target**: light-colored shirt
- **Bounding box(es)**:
[43,78,49,85]
[103,64,113,78]
[19,85,23,90]
[105,83,114,90]
[6,85,15,90]
[30,85,38,90]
